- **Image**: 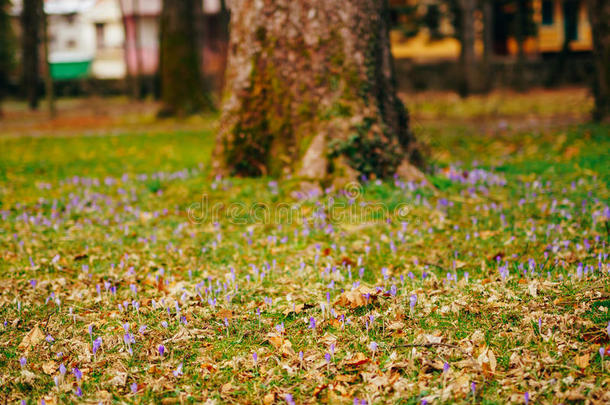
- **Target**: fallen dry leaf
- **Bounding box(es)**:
[478,348,497,376]
[336,374,358,383]
[574,353,589,369]
[18,326,45,350]
[344,352,370,368]
[334,284,379,309]
[42,361,56,375]
[263,392,275,405]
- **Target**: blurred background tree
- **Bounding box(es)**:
[158,0,213,116]
[0,0,15,116]
[389,0,537,95]
[21,0,42,110]
[0,0,605,124]
[587,0,609,122]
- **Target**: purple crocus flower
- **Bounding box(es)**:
[92,337,102,355]
[309,317,316,329]
[75,386,82,397]
[252,352,258,364]
[159,345,165,357]
[173,363,183,377]
[471,382,476,396]
[284,393,295,405]
[45,335,54,343]
[369,341,378,352]
[443,362,450,373]
[410,294,417,310]
[20,357,26,367]
[131,382,138,394]
[325,353,331,363]
[59,363,66,375]
[524,392,530,405]
[73,367,82,381]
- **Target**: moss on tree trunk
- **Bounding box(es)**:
[214,0,421,180]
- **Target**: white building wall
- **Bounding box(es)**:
[48,13,95,62]
[85,0,126,79]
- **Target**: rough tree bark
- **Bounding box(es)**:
[213,0,422,180]
[158,0,212,116]
[587,0,610,122]
[21,0,41,110]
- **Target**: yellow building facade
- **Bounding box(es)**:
[390,0,593,61]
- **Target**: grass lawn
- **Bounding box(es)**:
[0,90,609,404]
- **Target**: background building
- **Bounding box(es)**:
[389,0,593,61]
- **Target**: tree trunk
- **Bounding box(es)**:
[41,4,55,118]
[21,0,41,110]
[458,0,477,96]
[203,0,230,97]
[514,0,527,91]
[0,0,15,117]
[132,0,143,99]
[481,0,494,92]
[587,0,610,122]
[213,0,421,180]
[158,0,212,116]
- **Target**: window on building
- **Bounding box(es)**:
[95,23,105,49]
[541,0,554,25]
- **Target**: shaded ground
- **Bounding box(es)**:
[0,87,592,138]
[0,96,216,138]
[0,88,609,404]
